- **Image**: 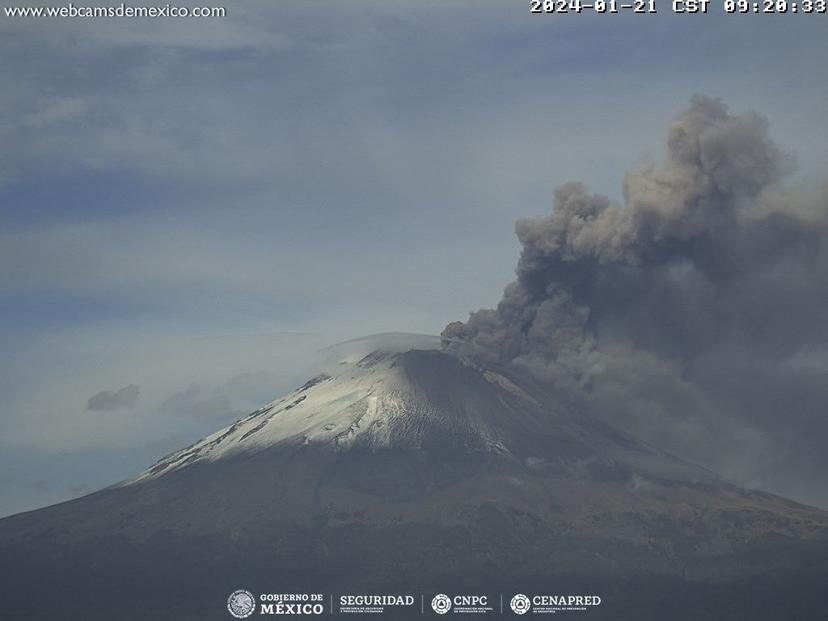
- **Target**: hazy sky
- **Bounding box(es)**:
[1,1,827,517]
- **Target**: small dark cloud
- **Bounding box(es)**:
[86,384,139,411]
[31,480,51,493]
[160,384,244,422]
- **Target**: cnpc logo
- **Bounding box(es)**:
[431,594,452,614]
[431,593,489,614]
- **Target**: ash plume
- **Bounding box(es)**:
[443,96,828,505]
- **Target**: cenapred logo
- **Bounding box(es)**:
[432,593,452,615]
[227,589,256,619]
[510,594,531,615]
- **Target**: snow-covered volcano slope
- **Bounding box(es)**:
[130,332,712,488]
[1,334,828,621]
[84,332,822,554]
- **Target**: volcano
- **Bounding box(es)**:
[1,334,827,620]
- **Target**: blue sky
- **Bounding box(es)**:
[1,0,827,516]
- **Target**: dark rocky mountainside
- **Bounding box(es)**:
[1,336,827,620]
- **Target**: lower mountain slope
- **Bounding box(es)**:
[1,336,826,620]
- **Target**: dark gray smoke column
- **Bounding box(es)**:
[443,96,828,507]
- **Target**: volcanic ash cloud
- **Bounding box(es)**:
[442,95,828,501]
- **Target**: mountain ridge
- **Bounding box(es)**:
[1,335,827,620]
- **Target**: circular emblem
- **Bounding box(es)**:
[227,589,256,619]
[510,594,531,615]
[432,593,452,615]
